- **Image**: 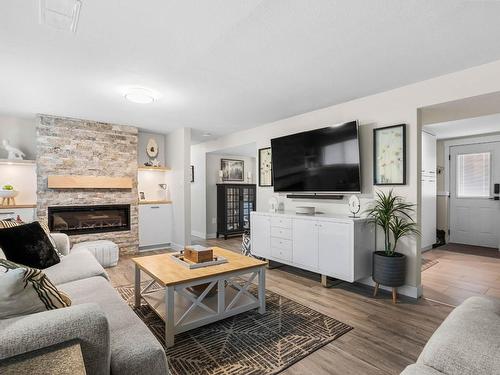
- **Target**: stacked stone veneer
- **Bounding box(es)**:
[36,114,139,254]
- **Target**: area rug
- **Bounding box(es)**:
[421,258,439,271]
[116,283,352,375]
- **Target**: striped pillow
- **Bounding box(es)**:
[0,259,71,319]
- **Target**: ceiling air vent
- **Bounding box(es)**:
[39,0,82,33]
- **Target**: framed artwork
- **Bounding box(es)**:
[221,159,244,181]
[259,147,273,187]
[190,165,194,182]
[373,124,406,185]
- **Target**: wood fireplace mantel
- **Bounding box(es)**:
[47,175,133,189]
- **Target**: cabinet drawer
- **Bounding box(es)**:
[270,217,292,228]
[271,246,292,261]
[271,227,292,239]
[271,237,292,250]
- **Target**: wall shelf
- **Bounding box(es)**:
[138,166,170,172]
[0,159,36,166]
[138,200,172,205]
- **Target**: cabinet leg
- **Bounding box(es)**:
[373,282,379,297]
[392,288,397,304]
[321,275,329,288]
[224,235,227,240]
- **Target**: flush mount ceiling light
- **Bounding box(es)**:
[124,88,157,104]
[202,132,212,137]
[39,0,82,33]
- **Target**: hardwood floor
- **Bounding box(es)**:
[422,243,500,306]
[108,237,452,375]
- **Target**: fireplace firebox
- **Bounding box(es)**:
[48,204,131,235]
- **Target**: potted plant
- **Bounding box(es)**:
[365,190,419,303]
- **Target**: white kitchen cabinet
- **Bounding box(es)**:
[318,221,352,281]
[138,204,172,250]
[250,213,271,258]
[0,207,36,222]
[292,218,318,270]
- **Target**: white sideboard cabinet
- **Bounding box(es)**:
[251,211,375,284]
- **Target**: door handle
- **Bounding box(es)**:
[150,206,160,209]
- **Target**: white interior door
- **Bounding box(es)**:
[449,142,500,248]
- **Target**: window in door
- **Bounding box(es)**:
[456,152,491,198]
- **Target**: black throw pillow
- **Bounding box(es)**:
[0,221,60,269]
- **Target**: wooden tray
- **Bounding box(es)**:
[170,253,228,269]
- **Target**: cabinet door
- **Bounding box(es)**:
[318,221,352,281]
[251,214,271,258]
[139,205,172,247]
[241,186,255,230]
[225,186,241,232]
[292,218,318,270]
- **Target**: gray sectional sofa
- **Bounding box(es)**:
[401,296,500,375]
[0,233,168,375]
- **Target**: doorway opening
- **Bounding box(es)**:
[419,94,500,305]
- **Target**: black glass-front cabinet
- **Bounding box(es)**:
[216,184,256,239]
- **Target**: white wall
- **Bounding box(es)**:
[0,163,36,204]
[165,127,191,249]
[204,154,256,237]
[138,131,166,167]
[192,59,500,298]
[0,115,36,160]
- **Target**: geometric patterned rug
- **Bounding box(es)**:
[116,283,352,375]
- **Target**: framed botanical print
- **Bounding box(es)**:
[373,124,406,185]
[221,159,244,181]
[259,147,273,187]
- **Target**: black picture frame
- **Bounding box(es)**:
[258,147,273,187]
[221,159,244,182]
[373,124,406,185]
[190,165,194,183]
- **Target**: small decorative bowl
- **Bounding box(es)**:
[0,190,19,198]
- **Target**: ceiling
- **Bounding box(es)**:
[207,143,257,158]
[425,113,500,140]
[2,1,500,143]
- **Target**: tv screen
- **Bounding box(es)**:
[271,121,361,192]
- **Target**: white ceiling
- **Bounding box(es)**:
[425,113,500,140]
[207,143,257,158]
[2,1,500,143]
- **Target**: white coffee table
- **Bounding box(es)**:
[132,247,267,347]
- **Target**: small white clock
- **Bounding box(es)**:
[146,138,159,158]
[348,195,361,218]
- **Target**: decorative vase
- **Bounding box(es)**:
[372,251,406,303]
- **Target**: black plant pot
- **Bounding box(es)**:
[372,251,406,287]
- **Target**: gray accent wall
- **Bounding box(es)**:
[138,131,166,167]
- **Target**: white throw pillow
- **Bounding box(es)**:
[0,260,71,319]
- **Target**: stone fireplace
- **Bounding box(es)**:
[36,114,139,254]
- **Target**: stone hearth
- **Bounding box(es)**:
[36,114,139,254]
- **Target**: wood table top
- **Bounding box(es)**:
[132,247,266,286]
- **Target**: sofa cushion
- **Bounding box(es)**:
[44,249,108,285]
[59,276,168,375]
[418,296,500,375]
[0,259,71,319]
[401,363,443,375]
[0,222,60,269]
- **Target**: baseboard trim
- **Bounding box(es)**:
[170,242,184,251]
[359,277,423,299]
[206,233,217,239]
[138,243,172,252]
[191,230,206,239]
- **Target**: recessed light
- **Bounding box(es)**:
[124,88,156,104]
[202,132,212,137]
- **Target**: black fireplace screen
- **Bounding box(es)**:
[48,204,131,235]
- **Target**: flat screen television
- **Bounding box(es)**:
[271,121,361,192]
